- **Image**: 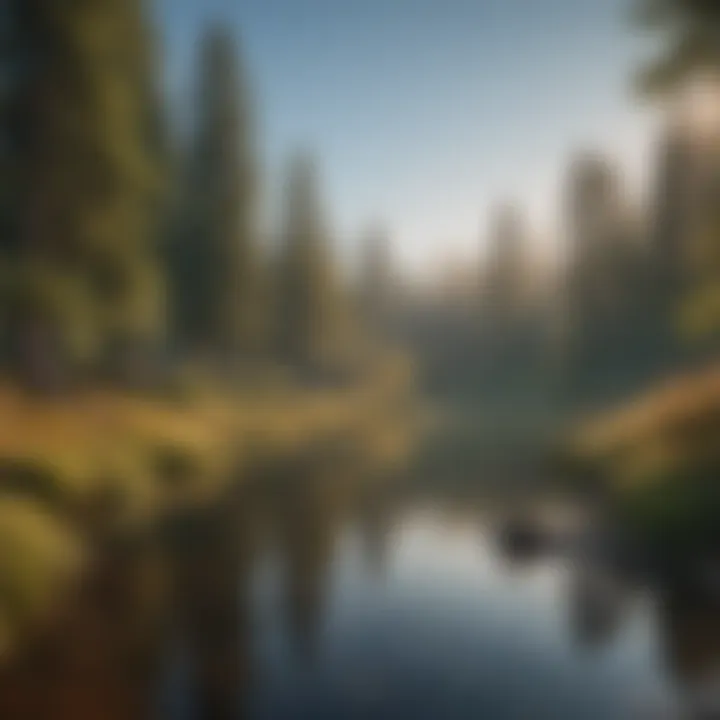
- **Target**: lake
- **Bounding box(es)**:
[1,465,718,720]
[157,474,711,720]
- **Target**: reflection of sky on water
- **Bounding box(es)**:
[249,505,678,720]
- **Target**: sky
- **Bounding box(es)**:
[154,0,661,275]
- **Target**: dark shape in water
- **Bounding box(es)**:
[497,512,549,563]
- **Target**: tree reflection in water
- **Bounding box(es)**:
[165,485,257,720]
[568,565,628,649]
[0,534,170,720]
[357,490,394,581]
[657,591,720,690]
[1,464,720,720]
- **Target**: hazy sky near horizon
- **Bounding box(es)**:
[155,0,659,274]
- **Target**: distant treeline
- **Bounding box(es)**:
[400,0,720,407]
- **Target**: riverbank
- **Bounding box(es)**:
[0,353,422,662]
[557,362,720,586]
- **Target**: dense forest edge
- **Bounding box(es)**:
[0,2,422,661]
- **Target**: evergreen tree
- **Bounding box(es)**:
[635,0,720,94]
[276,153,339,368]
[480,203,533,386]
[0,1,17,256]
[0,1,20,357]
[6,0,166,387]
[173,26,262,361]
[484,203,529,331]
[100,0,168,380]
[635,0,720,344]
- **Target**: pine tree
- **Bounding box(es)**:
[484,203,529,330]
[359,226,393,336]
[99,0,168,381]
[0,1,20,358]
[0,1,17,256]
[7,0,166,387]
[276,153,338,368]
[635,0,720,94]
[635,0,720,344]
[173,26,262,362]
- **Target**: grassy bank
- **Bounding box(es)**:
[0,353,421,660]
[559,363,720,566]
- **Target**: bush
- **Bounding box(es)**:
[0,456,84,513]
[0,497,84,654]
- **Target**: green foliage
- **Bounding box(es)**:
[152,442,204,493]
[618,469,720,561]
[0,496,84,651]
[276,153,343,368]
[8,260,99,368]
[171,26,263,359]
[634,0,720,94]
[4,0,167,381]
[631,1,720,350]
[677,281,720,340]
[0,457,74,511]
[675,203,720,341]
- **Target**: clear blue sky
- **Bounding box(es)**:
[154,0,658,273]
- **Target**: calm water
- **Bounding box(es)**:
[159,483,705,720]
[3,471,719,720]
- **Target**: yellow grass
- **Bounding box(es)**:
[0,497,84,658]
[0,352,419,516]
[568,362,720,488]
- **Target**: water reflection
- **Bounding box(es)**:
[0,535,169,720]
[1,463,720,719]
[274,473,340,662]
[568,565,629,649]
[357,492,393,580]
[163,486,257,720]
[658,593,720,687]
